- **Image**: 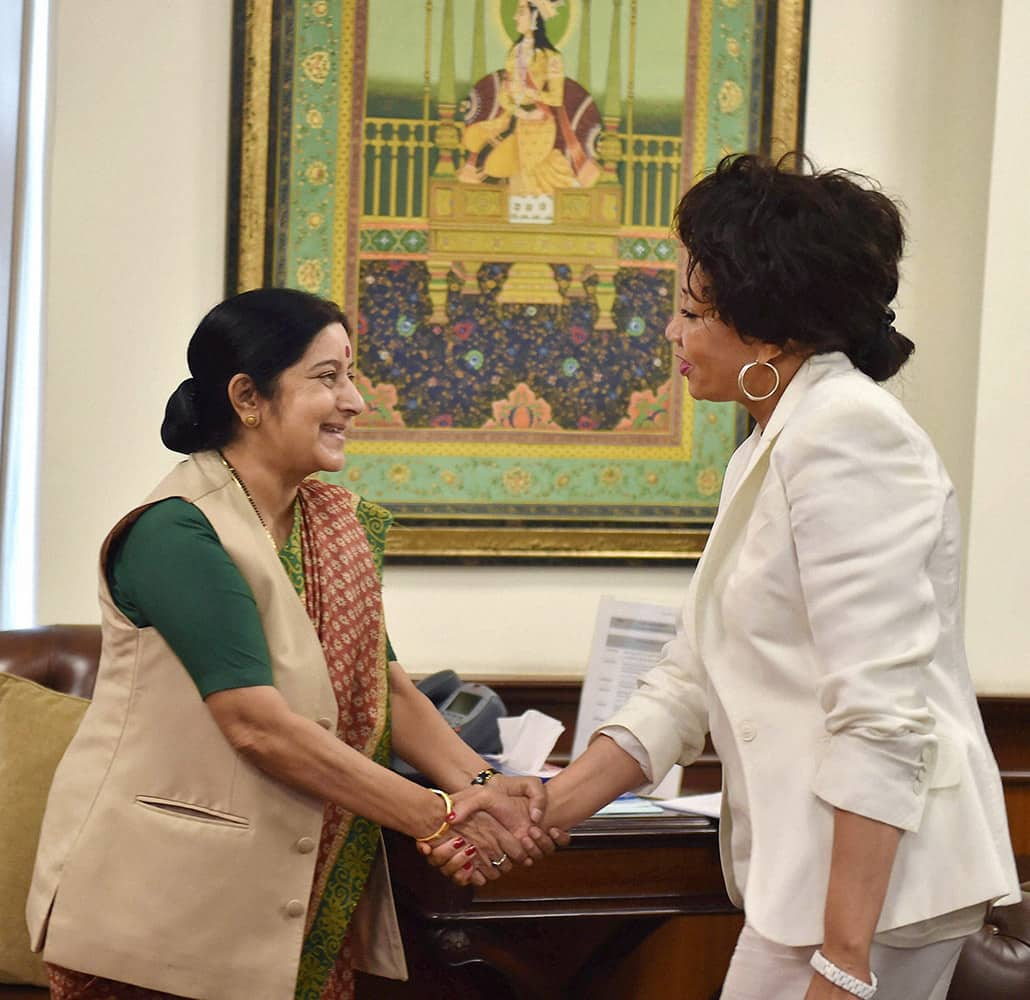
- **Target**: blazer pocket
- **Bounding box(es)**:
[135,795,251,829]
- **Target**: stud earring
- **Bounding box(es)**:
[244,414,259,427]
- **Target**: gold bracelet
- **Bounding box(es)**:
[414,788,455,843]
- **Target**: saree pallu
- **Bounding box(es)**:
[292,481,392,1000]
[49,482,393,1000]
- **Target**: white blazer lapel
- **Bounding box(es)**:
[691,440,775,648]
[689,354,846,650]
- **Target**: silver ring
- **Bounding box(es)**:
[490,852,508,868]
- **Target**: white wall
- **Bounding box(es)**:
[805,0,1029,694]
[805,0,1001,539]
[39,0,231,622]
[965,0,1030,695]
[38,0,1029,692]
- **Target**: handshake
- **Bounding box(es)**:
[415,772,570,886]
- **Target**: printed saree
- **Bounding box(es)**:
[49,482,394,1000]
[290,480,393,1000]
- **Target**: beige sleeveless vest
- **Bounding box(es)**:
[26,451,406,999]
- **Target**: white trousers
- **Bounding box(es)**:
[721,924,968,1000]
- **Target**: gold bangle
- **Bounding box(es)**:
[414,788,454,843]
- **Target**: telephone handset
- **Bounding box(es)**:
[416,670,464,708]
[391,670,507,780]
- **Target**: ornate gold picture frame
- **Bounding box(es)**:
[227,0,808,560]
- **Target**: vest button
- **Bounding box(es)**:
[316,717,334,730]
[285,899,305,918]
[296,837,316,854]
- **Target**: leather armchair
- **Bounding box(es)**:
[0,626,100,699]
[947,884,1030,999]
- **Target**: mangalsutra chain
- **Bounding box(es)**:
[218,452,279,552]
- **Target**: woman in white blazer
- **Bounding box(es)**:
[427,155,1021,999]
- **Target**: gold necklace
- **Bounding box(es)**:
[219,452,279,552]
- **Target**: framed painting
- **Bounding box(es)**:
[227,0,809,559]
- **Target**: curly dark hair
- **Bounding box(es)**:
[674,153,914,382]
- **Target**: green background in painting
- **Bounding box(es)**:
[365,0,689,134]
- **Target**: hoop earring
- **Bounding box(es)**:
[737,361,780,402]
[244,413,259,427]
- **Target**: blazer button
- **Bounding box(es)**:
[296,836,316,854]
[316,717,334,730]
[285,899,306,918]
[739,722,757,742]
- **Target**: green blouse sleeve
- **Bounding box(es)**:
[107,498,275,698]
[354,497,398,663]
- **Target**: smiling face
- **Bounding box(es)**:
[667,261,788,411]
[255,321,364,479]
[664,262,763,402]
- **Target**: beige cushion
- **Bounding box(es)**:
[0,671,87,985]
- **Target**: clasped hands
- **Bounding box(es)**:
[416,775,569,887]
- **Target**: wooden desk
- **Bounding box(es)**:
[357,809,741,1000]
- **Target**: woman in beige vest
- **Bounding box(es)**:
[28,288,561,1000]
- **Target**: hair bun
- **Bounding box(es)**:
[160,378,206,454]
[850,308,914,381]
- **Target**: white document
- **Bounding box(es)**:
[571,595,681,761]
[594,796,666,817]
[658,791,723,819]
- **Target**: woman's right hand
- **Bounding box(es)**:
[418,820,567,885]
[449,784,536,877]
[411,779,571,886]
[419,783,569,884]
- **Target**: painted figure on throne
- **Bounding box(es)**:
[458,0,601,222]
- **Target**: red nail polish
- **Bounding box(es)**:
[452,838,465,848]
[464,845,476,856]
[462,861,473,871]
[446,811,457,822]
